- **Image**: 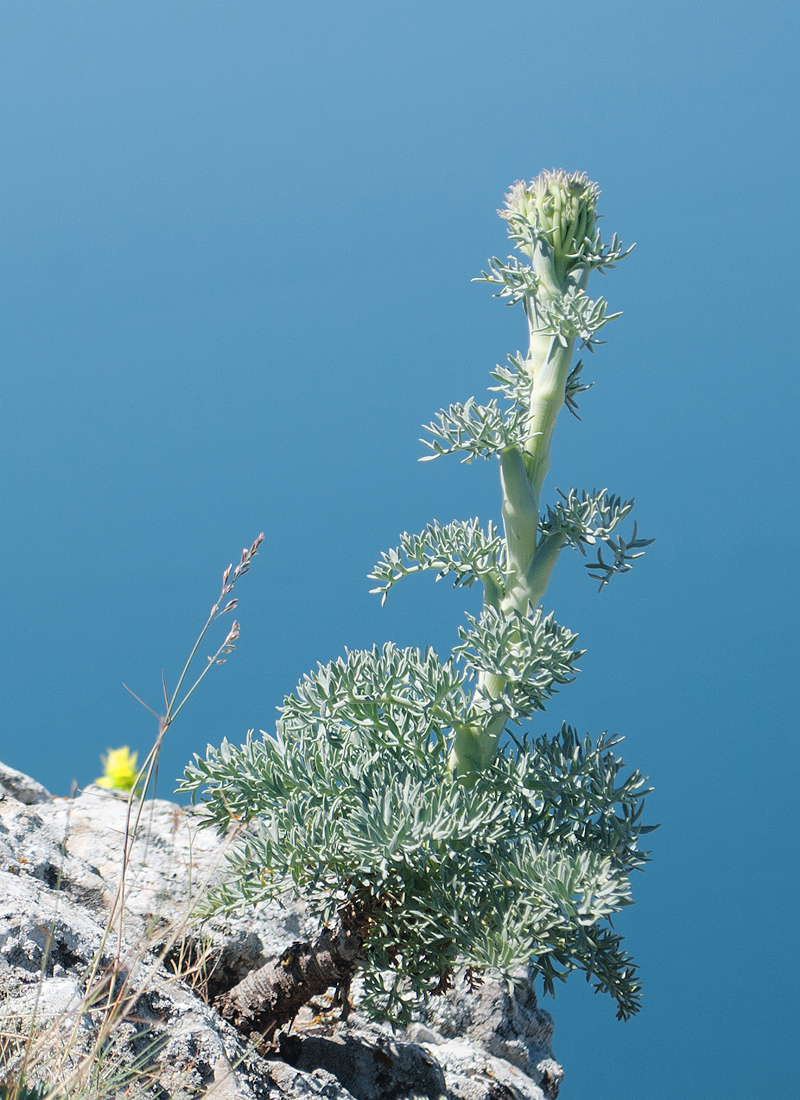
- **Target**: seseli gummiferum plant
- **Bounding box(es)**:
[181,170,654,1042]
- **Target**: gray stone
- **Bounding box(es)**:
[417,974,563,1097]
[278,1016,448,1100]
[0,760,562,1099]
[0,760,52,805]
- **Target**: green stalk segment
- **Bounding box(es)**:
[522,335,575,507]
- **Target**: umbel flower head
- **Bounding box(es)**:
[502,169,602,288]
[503,169,599,252]
[95,745,140,792]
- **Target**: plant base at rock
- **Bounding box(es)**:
[215,917,367,1047]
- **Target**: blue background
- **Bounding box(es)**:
[1,2,797,1095]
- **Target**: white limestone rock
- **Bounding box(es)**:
[0,760,562,1099]
[0,760,52,805]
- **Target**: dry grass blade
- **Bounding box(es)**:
[0,539,263,1099]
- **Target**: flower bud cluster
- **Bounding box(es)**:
[502,169,599,272]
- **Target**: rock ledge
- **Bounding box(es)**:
[0,761,562,1099]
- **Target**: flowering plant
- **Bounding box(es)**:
[182,171,653,1043]
[95,746,141,794]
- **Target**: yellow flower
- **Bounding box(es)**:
[96,746,140,793]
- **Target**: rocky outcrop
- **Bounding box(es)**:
[0,760,562,1099]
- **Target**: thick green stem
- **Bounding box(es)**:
[480,572,503,611]
[500,447,539,585]
[448,700,507,782]
[524,532,566,607]
[523,332,575,510]
[450,324,574,784]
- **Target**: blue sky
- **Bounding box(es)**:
[1,2,798,1096]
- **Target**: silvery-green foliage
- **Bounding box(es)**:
[540,489,654,589]
[488,352,535,410]
[420,396,530,462]
[477,255,540,307]
[541,489,635,547]
[584,523,654,590]
[181,644,649,1022]
[369,519,505,604]
[563,358,594,418]
[535,286,621,351]
[454,606,581,721]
